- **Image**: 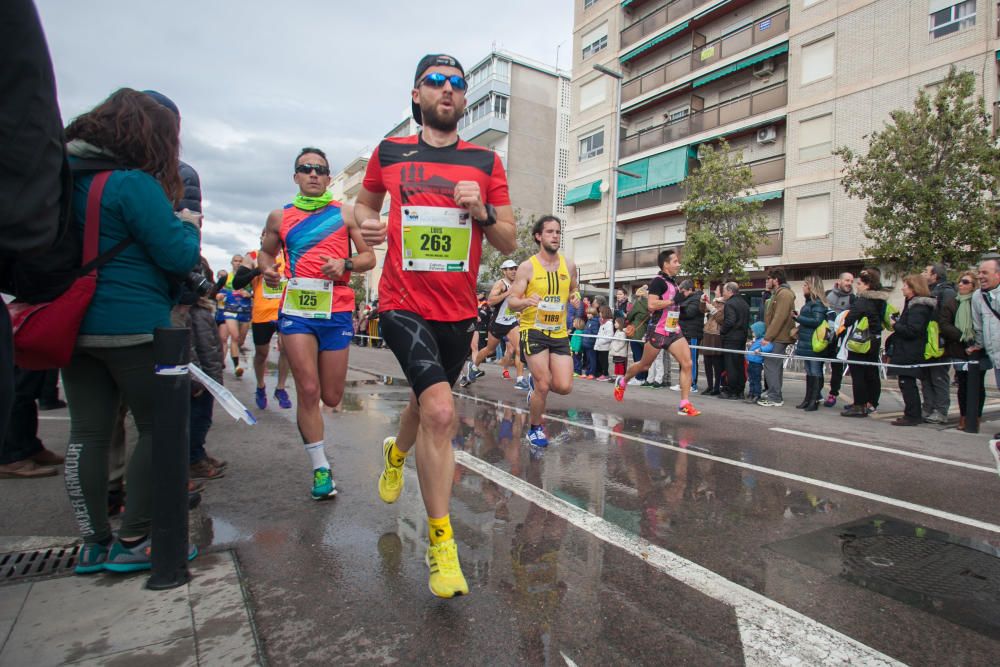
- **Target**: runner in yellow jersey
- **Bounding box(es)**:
[506,216,577,448]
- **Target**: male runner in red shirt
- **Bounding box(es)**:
[356,54,516,598]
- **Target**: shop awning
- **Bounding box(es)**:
[617,146,694,197]
[564,180,603,206]
[740,189,783,203]
[691,42,789,88]
[620,21,690,63]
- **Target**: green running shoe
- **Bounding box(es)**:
[311,467,337,500]
[103,537,197,573]
[75,541,110,574]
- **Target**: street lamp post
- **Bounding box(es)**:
[593,63,624,305]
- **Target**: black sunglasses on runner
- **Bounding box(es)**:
[420,73,468,91]
[960,279,974,285]
[296,163,330,176]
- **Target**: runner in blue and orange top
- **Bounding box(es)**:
[257,146,375,501]
[356,53,517,599]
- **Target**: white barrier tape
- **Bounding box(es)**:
[154,364,189,376]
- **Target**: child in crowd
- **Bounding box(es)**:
[610,317,629,378]
[594,306,614,380]
[570,317,585,376]
[582,308,600,379]
[746,321,772,403]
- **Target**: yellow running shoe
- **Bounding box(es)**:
[377,437,404,504]
[425,538,469,598]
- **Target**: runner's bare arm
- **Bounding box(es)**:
[355,187,387,247]
[486,278,509,307]
[505,260,539,312]
[566,258,579,296]
[258,209,283,287]
[318,204,377,279]
[647,292,670,312]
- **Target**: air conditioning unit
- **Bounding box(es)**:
[756,126,777,144]
[752,59,775,79]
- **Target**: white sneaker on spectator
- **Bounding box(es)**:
[669,384,680,391]
[627,378,643,386]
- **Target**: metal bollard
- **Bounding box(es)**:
[147,327,192,590]
[965,359,981,434]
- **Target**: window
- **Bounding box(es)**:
[582,24,608,59]
[580,78,606,111]
[579,130,605,161]
[798,114,833,161]
[929,1,976,38]
[573,234,602,264]
[458,94,509,130]
[584,0,599,8]
[666,106,690,123]
[801,36,834,84]
[630,228,651,247]
[796,194,831,238]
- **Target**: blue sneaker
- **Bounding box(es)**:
[274,388,292,409]
[103,537,197,573]
[75,541,110,574]
[255,387,267,410]
[311,467,337,500]
[526,425,549,448]
[513,378,530,391]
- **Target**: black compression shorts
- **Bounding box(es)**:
[251,321,277,347]
[379,309,475,398]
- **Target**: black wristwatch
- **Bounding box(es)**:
[344,259,354,272]
[476,204,497,227]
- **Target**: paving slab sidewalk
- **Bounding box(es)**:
[0,547,261,666]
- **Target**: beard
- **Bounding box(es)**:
[421,100,461,132]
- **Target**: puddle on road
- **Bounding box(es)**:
[768,515,1000,639]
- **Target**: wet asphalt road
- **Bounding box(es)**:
[8,344,1000,665]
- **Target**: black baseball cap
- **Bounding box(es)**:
[411,54,465,125]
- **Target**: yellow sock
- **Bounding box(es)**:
[428,515,453,546]
[388,441,408,467]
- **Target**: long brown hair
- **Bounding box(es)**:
[65,88,182,203]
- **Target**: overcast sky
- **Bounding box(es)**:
[36,0,573,272]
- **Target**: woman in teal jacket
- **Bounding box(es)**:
[793,276,833,411]
[61,89,201,574]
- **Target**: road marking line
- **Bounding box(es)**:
[38,416,70,421]
[771,427,996,473]
[455,450,902,666]
[455,392,1000,534]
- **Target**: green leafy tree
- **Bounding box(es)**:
[349,273,366,308]
[478,208,537,280]
[835,67,1000,272]
[680,138,769,282]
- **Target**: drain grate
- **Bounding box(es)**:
[0,544,81,583]
[767,515,1000,639]
[842,534,1000,600]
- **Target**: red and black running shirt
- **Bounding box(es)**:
[363,134,511,322]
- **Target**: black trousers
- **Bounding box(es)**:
[956,369,986,417]
[898,375,921,419]
[0,367,45,464]
[722,340,745,395]
[829,361,845,395]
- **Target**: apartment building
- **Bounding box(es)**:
[565,0,998,291]
[458,50,572,223]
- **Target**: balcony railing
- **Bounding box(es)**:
[756,230,783,257]
[621,7,789,103]
[616,231,782,271]
[749,154,785,185]
[616,242,681,271]
[621,0,713,49]
[620,81,787,158]
[618,182,686,214]
[617,155,785,216]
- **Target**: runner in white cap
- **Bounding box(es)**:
[460,259,526,388]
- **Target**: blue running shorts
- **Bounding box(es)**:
[278,311,354,351]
